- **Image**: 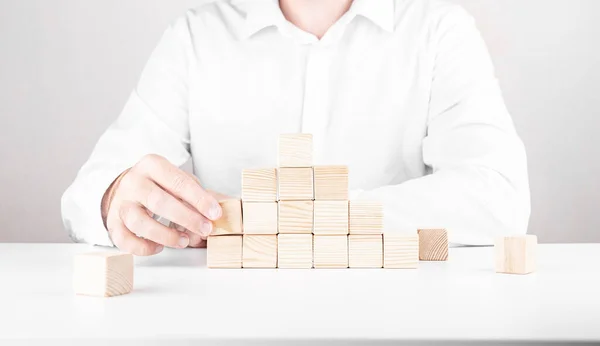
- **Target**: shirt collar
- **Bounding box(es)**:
[239,0,395,40]
[350,0,395,33]
[240,0,286,40]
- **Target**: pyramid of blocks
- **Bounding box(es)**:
[206,133,448,269]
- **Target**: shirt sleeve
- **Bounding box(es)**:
[61,16,194,246]
[353,6,531,245]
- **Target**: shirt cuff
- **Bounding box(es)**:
[62,169,125,247]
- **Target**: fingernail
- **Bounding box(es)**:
[178,236,189,248]
[155,245,164,254]
[208,202,222,220]
[202,222,213,236]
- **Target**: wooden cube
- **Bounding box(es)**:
[243,235,278,268]
[212,199,243,235]
[349,201,383,234]
[278,133,313,168]
[495,235,537,274]
[278,167,314,201]
[278,234,313,269]
[348,235,383,268]
[207,235,243,268]
[278,201,313,234]
[383,233,419,269]
[242,168,277,202]
[313,201,348,235]
[73,252,133,297]
[418,229,448,261]
[313,165,349,200]
[242,202,278,235]
[313,235,348,269]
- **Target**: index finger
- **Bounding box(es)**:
[137,155,222,221]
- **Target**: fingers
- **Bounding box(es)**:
[135,155,222,221]
[108,222,164,257]
[133,178,213,238]
[119,201,190,249]
[185,229,206,248]
[172,223,204,248]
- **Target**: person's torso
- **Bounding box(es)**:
[186,0,443,197]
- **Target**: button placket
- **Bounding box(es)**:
[301,45,332,164]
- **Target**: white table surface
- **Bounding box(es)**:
[0,243,598,345]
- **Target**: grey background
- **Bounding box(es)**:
[0,0,598,243]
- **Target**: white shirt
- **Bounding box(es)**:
[61,0,531,247]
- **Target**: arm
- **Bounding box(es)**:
[356,6,530,245]
[61,15,202,247]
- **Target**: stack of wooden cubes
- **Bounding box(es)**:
[207,133,424,269]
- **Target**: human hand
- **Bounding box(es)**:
[173,190,232,249]
[101,154,222,256]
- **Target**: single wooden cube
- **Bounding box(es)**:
[278,167,314,201]
[348,235,383,268]
[242,202,278,235]
[243,235,278,268]
[207,235,243,268]
[313,235,348,269]
[349,201,383,234]
[495,235,537,275]
[73,252,133,297]
[212,199,243,235]
[242,168,277,202]
[313,200,348,235]
[313,165,349,200]
[277,234,313,269]
[418,229,448,261]
[278,201,313,234]
[278,133,313,168]
[383,233,419,269]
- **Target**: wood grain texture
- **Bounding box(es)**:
[313,201,349,235]
[207,235,243,268]
[278,133,313,168]
[242,168,277,202]
[278,167,314,201]
[212,199,243,235]
[313,235,348,269]
[495,235,537,274]
[73,252,133,297]
[383,233,418,269]
[278,201,313,234]
[418,229,448,261]
[348,235,383,268]
[313,165,349,200]
[277,234,313,268]
[349,201,383,235]
[242,202,278,235]
[243,235,278,268]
